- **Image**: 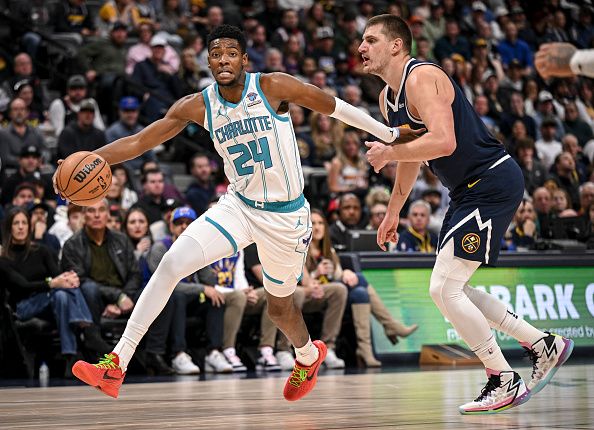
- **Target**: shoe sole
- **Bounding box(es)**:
[459,388,530,415]
[529,338,574,396]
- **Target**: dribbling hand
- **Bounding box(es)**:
[52,159,67,200]
[376,213,399,251]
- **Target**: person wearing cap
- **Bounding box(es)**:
[126,22,180,75]
[0,98,47,169]
[56,98,107,161]
[535,117,563,170]
[497,21,533,74]
[106,97,158,172]
[28,199,61,255]
[131,34,185,122]
[48,75,105,138]
[142,206,231,374]
[534,90,564,141]
[1,145,54,206]
[434,19,471,62]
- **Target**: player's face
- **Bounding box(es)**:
[359,25,392,76]
[208,38,248,87]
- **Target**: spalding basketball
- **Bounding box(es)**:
[56,151,112,206]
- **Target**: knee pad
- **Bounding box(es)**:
[348,286,369,304]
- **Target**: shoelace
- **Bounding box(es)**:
[288,364,308,388]
[94,353,118,370]
[475,376,499,402]
[523,347,540,379]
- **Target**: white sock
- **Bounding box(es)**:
[294,338,319,366]
[472,334,512,372]
[463,285,546,345]
[113,320,145,371]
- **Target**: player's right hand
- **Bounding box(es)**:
[376,213,399,252]
[53,159,66,199]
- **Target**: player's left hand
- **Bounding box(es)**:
[376,213,399,252]
[365,141,391,173]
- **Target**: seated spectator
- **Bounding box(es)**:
[270,9,305,52]
[533,186,555,238]
[534,91,564,140]
[497,21,533,73]
[12,80,44,126]
[123,207,152,261]
[474,95,498,135]
[140,161,186,202]
[0,207,109,376]
[290,104,316,166]
[327,131,369,199]
[310,112,344,167]
[125,22,180,75]
[135,0,158,28]
[178,47,202,93]
[515,138,548,195]
[329,193,366,251]
[506,199,537,250]
[283,34,304,77]
[135,169,170,225]
[434,19,471,62]
[47,75,104,138]
[394,200,438,253]
[247,24,269,73]
[552,188,572,215]
[185,153,215,216]
[56,99,106,161]
[410,165,450,213]
[562,135,589,183]
[111,164,139,206]
[585,203,594,249]
[551,152,581,211]
[107,205,123,231]
[28,201,61,255]
[1,53,48,114]
[535,118,563,170]
[366,202,387,231]
[48,204,84,247]
[98,0,140,35]
[106,173,138,211]
[9,183,37,211]
[62,199,140,325]
[51,0,96,39]
[500,91,537,141]
[421,189,446,236]
[0,98,47,169]
[563,101,593,147]
[1,145,54,207]
[144,207,228,374]
[578,182,594,216]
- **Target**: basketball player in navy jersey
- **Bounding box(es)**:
[362,15,574,414]
[58,25,423,401]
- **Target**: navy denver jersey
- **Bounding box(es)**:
[384,58,524,266]
[384,58,507,192]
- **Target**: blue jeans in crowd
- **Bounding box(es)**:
[16,288,93,355]
[347,272,370,304]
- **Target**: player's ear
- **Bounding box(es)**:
[242,52,248,67]
[392,37,403,55]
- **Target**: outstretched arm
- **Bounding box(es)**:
[366,66,456,170]
[259,73,423,143]
[95,94,205,165]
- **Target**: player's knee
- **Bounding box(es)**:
[348,286,369,304]
[429,268,447,305]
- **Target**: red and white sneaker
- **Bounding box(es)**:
[283,340,327,402]
[72,353,126,398]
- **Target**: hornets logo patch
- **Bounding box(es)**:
[246,92,262,107]
[461,233,480,254]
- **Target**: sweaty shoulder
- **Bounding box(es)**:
[168,93,206,125]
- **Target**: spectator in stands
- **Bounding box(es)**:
[0,207,109,375]
[111,164,139,206]
[411,165,449,213]
[552,188,572,215]
[507,198,537,250]
[61,199,137,321]
[434,19,471,62]
[135,169,169,225]
[497,21,533,73]
[523,78,539,117]
[424,1,445,47]
[12,80,43,127]
[48,75,104,138]
[246,24,269,73]
[196,5,225,44]
[98,0,140,35]
[0,98,47,169]
[106,175,137,212]
[126,22,180,75]
[312,26,339,77]
[48,204,84,248]
[535,118,563,170]
[140,161,186,202]
[562,134,590,182]
[474,95,498,135]
[185,153,215,216]
[28,200,61,255]
[283,34,305,77]
[56,99,106,161]
[563,101,594,147]
[158,0,193,43]
[515,138,548,195]
[421,189,446,236]
[367,202,388,231]
[178,47,201,93]
[2,53,48,111]
[534,90,564,140]
[9,183,37,211]
[1,146,53,207]
[132,35,184,123]
[123,207,152,261]
[483,72,505,121]
[500,91,537,141]
[144,207,228,374]
[499,59,525,96]
[578,182,594,215]
[51,0,96,39]
[270,9,305,52]
[289,104,315,166]
[105,97,157,172]
[262,48,285,73]
[310,112,343,167]
[395,200,438,253]
[329,193,366,251]
[328,130,369,199]
[551,152,580,211]
[533,186,554,237]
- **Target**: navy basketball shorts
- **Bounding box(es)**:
[437,156,524,266]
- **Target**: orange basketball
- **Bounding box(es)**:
[56,151,112,206]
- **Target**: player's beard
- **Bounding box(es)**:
[366,54,390,77]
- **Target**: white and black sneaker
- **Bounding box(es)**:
[204,350,233,373]
[459,369,530,415]
[171,351,200,375]
[256,346,281,372]
[521,332,574,396]
[222,347,247,372]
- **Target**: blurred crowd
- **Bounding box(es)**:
[0,0,593,378]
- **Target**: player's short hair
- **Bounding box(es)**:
[365,14,412,54]
[207,24,247,54]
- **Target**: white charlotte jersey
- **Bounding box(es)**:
[201,72,304,202]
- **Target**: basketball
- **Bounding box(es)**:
[56,151,112,206]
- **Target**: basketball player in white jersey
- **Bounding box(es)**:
[63,24,423,400]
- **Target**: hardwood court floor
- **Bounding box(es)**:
[0,365,591,430]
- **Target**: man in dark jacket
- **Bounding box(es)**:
[185,153,215,216]
[56,98,106,160]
